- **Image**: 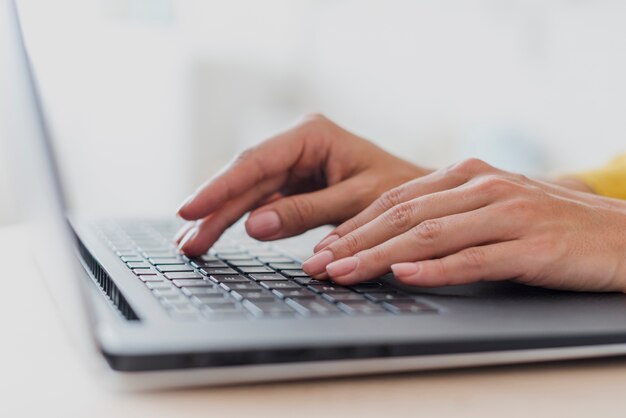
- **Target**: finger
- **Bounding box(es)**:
[244,176,372,240]
[304,184,492,276]
[322,205,517,285]
[177,118,330,221]
[313,160,497,252]
[179,175,285,256]
[391,241,524,287]
[174,221,196,244]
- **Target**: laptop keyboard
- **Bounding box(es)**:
[95,220,439,321]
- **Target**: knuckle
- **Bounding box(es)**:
[462,247,486,270]
[377,187,405,212]
[383,203,415,231]
[412,219,443,242]
[285,197,315,227]
[338,233,362,255]
[450,158,491,176]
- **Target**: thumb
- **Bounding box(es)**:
[244,178,368,240]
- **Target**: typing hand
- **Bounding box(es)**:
[175,114,430,256]
[304,158,626,292]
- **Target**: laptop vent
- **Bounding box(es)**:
[75,234,139,321]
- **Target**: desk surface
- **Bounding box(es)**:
[2,223,626,417]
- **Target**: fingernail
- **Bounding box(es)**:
[246,211,281,238]
[391,263,419,277]
[178,227,198,251]
[314,234,339,252]
[302,250,334,275]
[326,257,359,277]
[174,222,194,242]
[176,195,195,215]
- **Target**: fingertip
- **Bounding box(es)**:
[391,262,419,278]
[245,210,282,239]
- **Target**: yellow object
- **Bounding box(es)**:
[575,154,626,200]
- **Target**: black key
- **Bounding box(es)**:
[337,301,387,315]
[200,267,238,276]
[231,289,275,301]
[238,266,275,274]
[242,300,295,317]
[280,270,309,278]
[220,282,262,292]
[308,284,350,294]
[364,292,414,303]
[257,256,294,263]
[164,271,203,280]
[260,281,301,290]
[149,257,185,265]
[321,292,366,303]
[209,275,250,284]
[157,265,194,273]
[292,277,325,285]
[120,256,143,262]
[249,273,288,282]
[349,282,390,293]
[127,261,151,269]
[228,259,265,267]
[219,253,253,261]
[269,262,302,270]
[272,289,316,299]
[382,301,438,314]
[190,260,228,268]
[181,286,222,296]
[285,298,343,316]
[172,279,212,288]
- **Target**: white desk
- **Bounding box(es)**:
[2,224,626,417]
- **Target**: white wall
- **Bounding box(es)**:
[2,0,625,223]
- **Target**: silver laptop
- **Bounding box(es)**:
[4,0,626,390]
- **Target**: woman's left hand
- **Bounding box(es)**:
[302,158,626,292]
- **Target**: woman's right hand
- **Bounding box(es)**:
[175,114,431,257]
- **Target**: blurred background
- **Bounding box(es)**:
[1,0,625,225]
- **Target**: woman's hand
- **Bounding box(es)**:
[303,158,626,292]
[176,114,430,256]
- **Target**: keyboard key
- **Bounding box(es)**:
[200,267,238,276]
[349,282,390,293]
[292,277,326,285]
[269,262,303,270]
[228,259,265,267]
[231,289,275,301]
[190,260,228,268]
[145,282,174,290]
[201,302,242,314]
[285,298,343,316]
[152,289,183,299]
[137,274,163,282]
[209,275,250,284]
[181,286,222,296]
[120,256,143,262]
[279,270,309,278]
[219,253,253,261]
[257,256,294,264]
[164,271,203,280]
[308,284,351,294]
[220,282,262,292]
[248,250,281,257]
[148,257,185,265]
[198,254,221,262]
[249,273,288,282]
[142,251,178,258]
[363,292,414,303]
[336,301,387,315]
[259,281,301,290]
[382,301,438,314]
[272,289,316,299]
[157,265,194,273]
[133,268,158,275]
[172,279,212,288]
[321,292,366,303]
[238,266,275,274]
[127,261,151,269]
[191,294,231,305]
[242,300,295,317]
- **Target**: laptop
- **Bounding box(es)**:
[4,0,626,390]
